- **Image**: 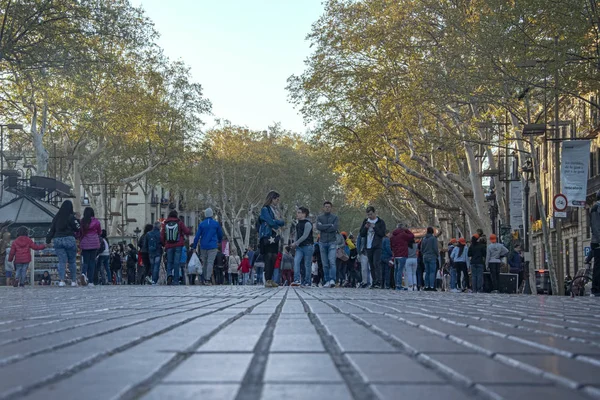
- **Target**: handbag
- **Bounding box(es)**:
[336,247,349,261]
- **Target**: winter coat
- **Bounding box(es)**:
[359,218,387,250]
[9,236,46,264]
[160,217,191,249]
[468,241,487,265]
[486,243,509,266]
[78,218,101,250]
[390,228,415,258]
[228,255,241,273]
[238,258,251,273]
[192,217,224,250]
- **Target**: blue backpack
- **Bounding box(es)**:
[148,231,161,254]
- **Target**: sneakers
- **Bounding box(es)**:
[323,281,332,288]
[371,284,381,289]
[88,283,95,288]
[265,280,279,288]
[71,282,78,287]
[291,281,301,287]
[79,274,88,287]
[145,276,153,285]
[451,288,460,293]
[359,282,369,289]
[58,281,66,287]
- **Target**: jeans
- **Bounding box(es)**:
[200,248,218,283]
[81,249,97,282]
[472,263,484,293]
[255,266,264,284]
[319,242,337,283]
[294,245,313,285]
[450,266,457,290]
[455,262,468,290]
[166,247,183,285]
[424,258,437,288]
[593,243,600,295]
[273,268,280,285]
[405,258,417,287]
[15,263,28,284]
[394,257,407,289]
[97,255,110,284]
[242,272,249,285]
[151,254,162,284]
[264,252,277,281]
[360,253,371,285]
[489,262,501,292]
[54,236,77,282]
[367,247,382,286]
[381,259,391,288]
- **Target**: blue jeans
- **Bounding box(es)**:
[54,236,77,282]
[394,257,407,289]
[450,266,457,290]
[424,258,437,288]
[255,266,264,284]
[381,259,391,288]
[294,245,314,285]
[97,255,110,284]
[242,272,249,285]
[81,249,97,282]
[150,254,162,283]
[319,242,337,283]
[15,263,28,284]
[166,247,182,285]
[472,264,484,293]
[273,268,280,285]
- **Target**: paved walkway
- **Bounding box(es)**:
[1,286,599,400]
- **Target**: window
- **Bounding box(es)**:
[151,213,155,223]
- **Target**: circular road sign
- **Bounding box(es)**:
[553,193,568,212]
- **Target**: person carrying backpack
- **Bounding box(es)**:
[161,210,191,286]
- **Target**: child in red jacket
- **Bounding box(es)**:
[9,227,47,287]
[238,254,251,285]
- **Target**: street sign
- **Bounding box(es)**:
[585,246,591,258]
[553,193,568,212]
[554,211,567,218]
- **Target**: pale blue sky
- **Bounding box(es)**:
[133,0,324,134]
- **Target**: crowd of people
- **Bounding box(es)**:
[0,191,529,292]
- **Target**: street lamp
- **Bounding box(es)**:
[0,123,24,202]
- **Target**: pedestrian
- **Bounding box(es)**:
[39,271,51,286]
[391,223,415,291]
[447,238,457,293]
[258,191,285,288]
[1,231,12,286]
[161,210,191,286]
[126,244,137,285]
[316,201,339,288]
[138,224,153,285]
[508,244,524,288]
[290,206,314,287]
[110,245,123,285]
[468,234,487,293]
[147,222,163,285]
[450,238,470,292]
[486,234,509,293]
[405,238,418,290]
[381,231,392,289]
[237,251,251,284]
[46,200,81,287]
[281,246,294,286]
[228,249,240,285]
[9,226,46,287]
[356,234,370,288]
[95,230,110,285]
[359,206,387,289]
[192,208,224,286]
[214,249,225,285]
[419,227,439,291]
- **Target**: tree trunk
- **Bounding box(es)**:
[463,139,492,234]
[72,158,82,214]
[110,185,124,236]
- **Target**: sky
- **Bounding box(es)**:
[132,0,324,134]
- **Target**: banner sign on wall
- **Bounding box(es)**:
[509,181,523,229]
[561,140,591,207]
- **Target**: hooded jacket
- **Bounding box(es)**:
[419,233,439,261]
[390,228,415,258]
[78,217,102,250]
[160,217,191,249]
[192,217,224,250]
[486,242,509,266]
[9,236,46,264]
[468,240,487,265]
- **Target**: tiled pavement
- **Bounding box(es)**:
[1,287,600,400]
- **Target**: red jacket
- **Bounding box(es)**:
[9,236,46,264]
[390,228,415,258]
[238,258,251,273]
[160,218,192,249]
[274,252,282,269]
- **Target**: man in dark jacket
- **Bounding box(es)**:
[468,234,487,293]
[161,210,191,286]
[390,223,414,290]
[359,206,386,289]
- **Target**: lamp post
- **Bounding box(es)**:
[0,123,24,203]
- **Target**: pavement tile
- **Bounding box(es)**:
[485,384,591,400]
[373,383,475,400]
[508,354,600,385]
[261,384,352,400]
[264,354,343,383]
[163,354,253,382]
[142,383,240,400]
[347,353,444,383]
